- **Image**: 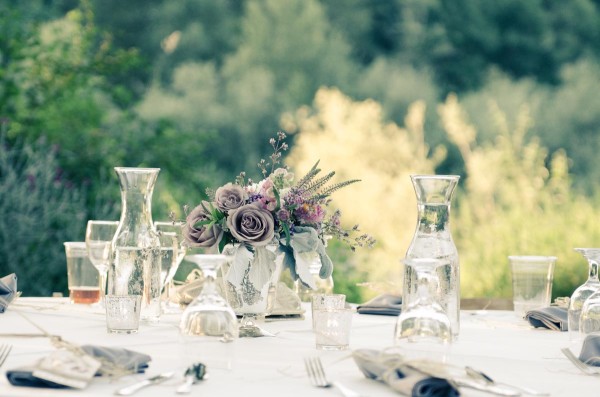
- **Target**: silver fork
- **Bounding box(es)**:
[0,344,12,368]
[561,347,600,375]
[304,356,361,397]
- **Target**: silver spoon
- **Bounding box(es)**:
[466,366,549,396]
[176,362,206,394]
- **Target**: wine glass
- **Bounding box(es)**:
[155,221,187,311]
[569,248,600,340]
[395,258,452,349]
[179,254,238,341]
[85,220,119,306]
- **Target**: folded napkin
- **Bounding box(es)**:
[357,294,402,316]
[0,273,18,313]
[81,345,151,373]
[352,349,460,397]
[6,345,151,388]
[579,335,600,366]
[524,306,568,331]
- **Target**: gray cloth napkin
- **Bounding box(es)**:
[81,345,151,373]
[524,306,568,331]
[6,345,151,388]
[0,273,18,313]
[579,335,600,366]
[357,294,402,316]
[352,349,460,397]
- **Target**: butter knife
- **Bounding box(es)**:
[114,372,175,396]
[454,378,521,396]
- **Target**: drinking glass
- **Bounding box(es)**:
[179,254,238,341]
[313,307,353,350]
[395,258,452,344]
[569,248,600,339]
[64,242,100,304]
[509,255,556,317]
[311,294,346,329]
[85,220,119,306]
[155,221,187,310]
[579,253,600,338]
[105,294,142,333]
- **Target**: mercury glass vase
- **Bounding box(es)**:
[108,167,162,323]
[221,243,284,337]
[404,175,460,338]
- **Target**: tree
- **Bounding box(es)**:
[395,0,600,93]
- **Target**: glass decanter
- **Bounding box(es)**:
[180,254,238,341]
[569,248,600,338]
[404,175,460,338]
[108,167,162,323]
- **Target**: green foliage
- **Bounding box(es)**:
[0,131,88,296]
[456,59,600,191]
[393,0,600,93]
[439,94,600,299]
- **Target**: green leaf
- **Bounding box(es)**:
[282,223,291,246]
[295,160,321,189]
[274,186,281,210]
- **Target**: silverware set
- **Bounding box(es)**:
[113,362,206,395]
[304,354,550,397]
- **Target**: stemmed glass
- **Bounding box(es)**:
[85,220,119,306]
[155,221,187,311]
[395,258,452,345]
[568,248,600,339]
[179,254,238,341]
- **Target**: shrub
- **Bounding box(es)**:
[0,131,88,296]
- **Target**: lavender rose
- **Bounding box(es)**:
[215,183,247,212]
[183,202,223,248]
[227,204,275,247]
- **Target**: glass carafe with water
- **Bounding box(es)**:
[404,175,460,338]
[108,167,162,322]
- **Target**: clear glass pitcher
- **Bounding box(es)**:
[404,175,460,337]
[108,167,162,322]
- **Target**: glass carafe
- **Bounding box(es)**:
[108,167,162,323]
[404,175,460,338]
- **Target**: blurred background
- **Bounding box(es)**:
[2,0,600,302]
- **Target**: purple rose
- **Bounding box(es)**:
[215,183,247,212]
[183,202,223,248]
[227,204,275,247]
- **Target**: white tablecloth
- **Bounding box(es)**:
[0,298,594,396]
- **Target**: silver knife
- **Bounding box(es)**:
[454,378,521,396]
[114,372,175,396]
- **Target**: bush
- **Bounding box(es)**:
[0,131,88,296]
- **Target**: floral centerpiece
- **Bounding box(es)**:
[182,132,374,302]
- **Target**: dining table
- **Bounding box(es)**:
[0,297,596,396]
